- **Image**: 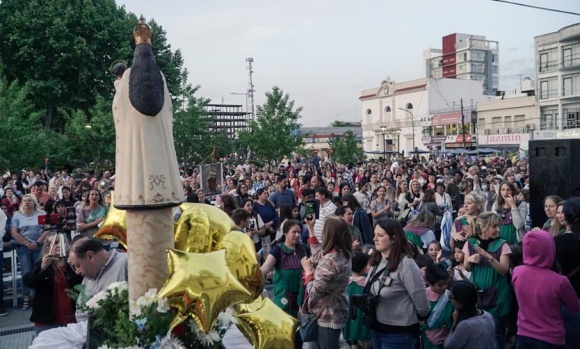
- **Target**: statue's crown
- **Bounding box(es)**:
[134,16,152,45]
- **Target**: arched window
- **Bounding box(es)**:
[366,109,372,124]
[405,103,413,110]
[384,106,392,122]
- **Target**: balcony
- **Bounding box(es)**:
[538,60,559,73]
[561,54,580,71]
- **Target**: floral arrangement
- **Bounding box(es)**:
[78,281,235,349]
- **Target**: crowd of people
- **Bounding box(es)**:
[1,152,580,348]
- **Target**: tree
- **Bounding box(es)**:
[0,1,189,130]
[0,73,48,170]
[329,120,359,128]
[329,131,364,165]
[172,87,215,165]
[57,95,116,169]
[238,86,303,165]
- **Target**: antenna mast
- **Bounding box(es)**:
[246,57,255,120]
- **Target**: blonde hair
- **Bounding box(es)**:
[474,212,502,237]
[18,194,41,213]
[464,192,485,215]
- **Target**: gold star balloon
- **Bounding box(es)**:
[157,249,252,333]
[175,203,236,252]
[94,191,127,248]
[235,296,299,349]
[215,231,265,299]
[174,205,211,253]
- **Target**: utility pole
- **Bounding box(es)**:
[246,58,255,120]
[461,98,466,149]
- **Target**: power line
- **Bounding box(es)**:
[490,0,580,16]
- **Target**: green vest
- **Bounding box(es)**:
[467,238,511,318]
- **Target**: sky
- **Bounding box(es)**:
[116,0,579,127]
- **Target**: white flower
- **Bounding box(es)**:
[280,297,288,306]
[195,331,216,346]
[107,281,128,295]
[136,288,158,308]
[86,290,106,310]
[129,299,142,317]
[217,308,237,325]
[159,332,186,349]
[156,297,170,313]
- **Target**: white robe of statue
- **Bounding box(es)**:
[112,68,182,209]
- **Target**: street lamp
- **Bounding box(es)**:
[380,126,387,159]
[398,108,415,151]
[395,130,401,154]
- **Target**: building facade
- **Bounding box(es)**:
[535,23,580,140]
[426,33,499,95]
[203,104,252,139]
[300,126,362,161]
[476,91,538,150]
[360,77,488,155]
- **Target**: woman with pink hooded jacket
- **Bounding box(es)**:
[512,230,580,348]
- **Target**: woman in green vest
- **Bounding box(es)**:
[492,181,527,244]
[260,219,308,318]
[463,212,512,349]
[450,192,484,250]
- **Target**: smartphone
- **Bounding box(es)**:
[305,202,315,220]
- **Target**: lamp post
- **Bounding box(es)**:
[398,108,415,151]
[381,126,387,160]
[396,130,401,154]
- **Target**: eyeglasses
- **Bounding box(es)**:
[449,295,456,300]
[67,258,78,272]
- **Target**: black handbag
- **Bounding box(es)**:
[298,290,339,342]
[478,285,498,309]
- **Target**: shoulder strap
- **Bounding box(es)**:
[363,263,390,294]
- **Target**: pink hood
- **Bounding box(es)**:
[523,230,555,269]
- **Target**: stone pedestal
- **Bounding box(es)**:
[126,208,174,301]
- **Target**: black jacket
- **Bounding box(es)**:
[24,260,83,324]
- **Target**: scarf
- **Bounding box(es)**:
[427,289,450,329]
[404,226,430,236]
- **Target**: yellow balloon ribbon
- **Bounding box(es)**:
[215,231,265,299]
[157,249,253,333]
[94,191,127,248]
[235,297,299,349]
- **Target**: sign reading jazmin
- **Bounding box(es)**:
[483,133,529,145]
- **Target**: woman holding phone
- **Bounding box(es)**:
[491,182,527,244]
[24,233,83,334]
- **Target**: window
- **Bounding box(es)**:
[385,106,391,113]
[540,107,558,130]
[405,103,413,110]
[539,77,558,99]
[539,49,558,72]
[365,109,372,124]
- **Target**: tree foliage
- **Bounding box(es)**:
[329,120,359,128]
[329,131,364,165]
[238,86,303,165]
[0,0,188,131]
[0,0,200,169]
[0,74,48,170]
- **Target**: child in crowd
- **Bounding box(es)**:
[343,251,371,349]
[421,263,453,349]
[451,241,471,282]
[416,254,434,285]
[428,241,451,269]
